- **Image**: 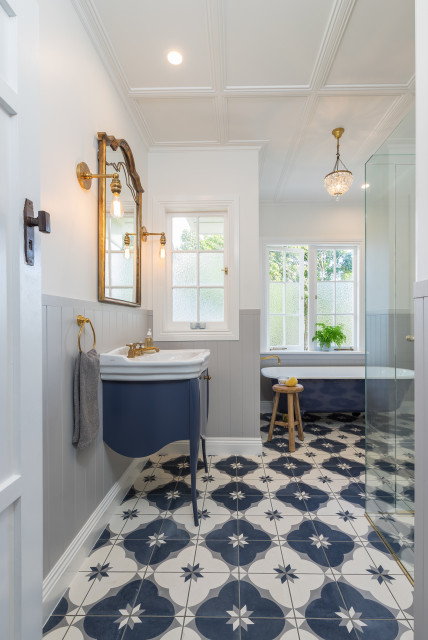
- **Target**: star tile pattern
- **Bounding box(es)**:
[43,412,414,639]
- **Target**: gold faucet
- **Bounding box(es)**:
[126,343,137,358]
[261,355,281,365]
[126,336,160,358]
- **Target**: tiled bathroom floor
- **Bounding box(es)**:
[43,413,414,639]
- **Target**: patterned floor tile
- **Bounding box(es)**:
[44,413,414,640]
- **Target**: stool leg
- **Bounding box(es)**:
[295,394,304,442]
[287,394,295,453]
[268,392,280,442]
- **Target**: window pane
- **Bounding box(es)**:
[200,288,224,321]
[172,217,197,250]
[317,250,334,281]
[317,281,334,313]
[286,282,300,314]
[173,288,197,321]
[269,316,284,348]
[336,315,353,346]
[108,288,134,302]
[110,253,135,287]
[316,315,334,327]
[269,283,284,314]
[285,252,300,282]
[286,316,300,345]
[336,249,353,281]
[199,217,224,250]
[172,253,197,286]
[200,253,224,286]
[269,251,284,282]
[336,282,353,314]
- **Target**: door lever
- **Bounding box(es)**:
[24,198,51,266]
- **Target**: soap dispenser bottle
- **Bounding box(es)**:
[144,328,154,349]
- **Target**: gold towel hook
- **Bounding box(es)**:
[76,315,96,353]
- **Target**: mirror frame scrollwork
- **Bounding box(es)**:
[97,132,143,307]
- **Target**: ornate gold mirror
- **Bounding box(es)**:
[98,132,143,306]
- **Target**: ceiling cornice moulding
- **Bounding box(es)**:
[71,0,152,148]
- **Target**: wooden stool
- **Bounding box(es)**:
[267,384,304,452]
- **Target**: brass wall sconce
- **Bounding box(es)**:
[123,232,136,260]
[141,226,167,259]
[76,161,124,218]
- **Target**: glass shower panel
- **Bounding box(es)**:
[365,142,415,580]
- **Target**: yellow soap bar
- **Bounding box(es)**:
[285,377,298,387]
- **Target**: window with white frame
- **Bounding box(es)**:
[267,247,305,350]
[154,199,239,341]
[264,243,360,351]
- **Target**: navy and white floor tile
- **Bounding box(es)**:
[43,412,414,639]
[365,404,415,577]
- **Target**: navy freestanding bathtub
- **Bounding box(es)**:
[261,365,414,415]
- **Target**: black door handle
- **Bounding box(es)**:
[27,209,51,233]
[24,198,52,265]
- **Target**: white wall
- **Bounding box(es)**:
[38,0,150,612]
[39,0,149,306]
[148,148,260,310]
[416,0,428,282]
[260,201,364,242]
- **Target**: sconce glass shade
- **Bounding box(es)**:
[124,245,131,260]
[324,169,353,199]
[110,193,124,218]
[160,244,166,259]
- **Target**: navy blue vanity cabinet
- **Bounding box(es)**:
[102,370,209,525]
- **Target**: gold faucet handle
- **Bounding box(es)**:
[135,342,144,355]
[126,343,136,358]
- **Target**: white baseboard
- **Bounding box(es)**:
[160,437,263,457]
[260,401,273,413]
[42,457,146,623]
[205,437,263,456]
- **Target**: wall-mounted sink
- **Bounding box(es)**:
[100,346,211,381]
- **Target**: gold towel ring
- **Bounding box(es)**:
[77,315,96,353]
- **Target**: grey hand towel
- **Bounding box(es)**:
[73,348,100,449]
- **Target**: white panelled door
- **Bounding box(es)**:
[0,0,43,638]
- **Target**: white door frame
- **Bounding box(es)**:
[0,0,43,637]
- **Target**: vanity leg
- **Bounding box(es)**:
[190,442,199,527]
[201,436,208,473]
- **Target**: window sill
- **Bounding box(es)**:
[261,350,365,356]
[156,329,239,342]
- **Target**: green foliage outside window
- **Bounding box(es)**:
[180,228,224,251]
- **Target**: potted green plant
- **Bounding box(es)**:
[312,322,347,350]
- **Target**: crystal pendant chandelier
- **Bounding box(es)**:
[324,127,353,200]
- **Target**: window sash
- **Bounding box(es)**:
[165,213,228,331]
[266,246,305,351]
[308,245,358,350]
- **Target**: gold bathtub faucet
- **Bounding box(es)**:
[261,355,281,365]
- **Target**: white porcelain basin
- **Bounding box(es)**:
[100,346,211,381]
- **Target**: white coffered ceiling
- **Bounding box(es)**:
[74,0,415,204]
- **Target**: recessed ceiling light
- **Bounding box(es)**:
[361,183,370,189]
[167,51,183,65]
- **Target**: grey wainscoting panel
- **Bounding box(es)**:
[42,294,149,577]
[149,310,261,439]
